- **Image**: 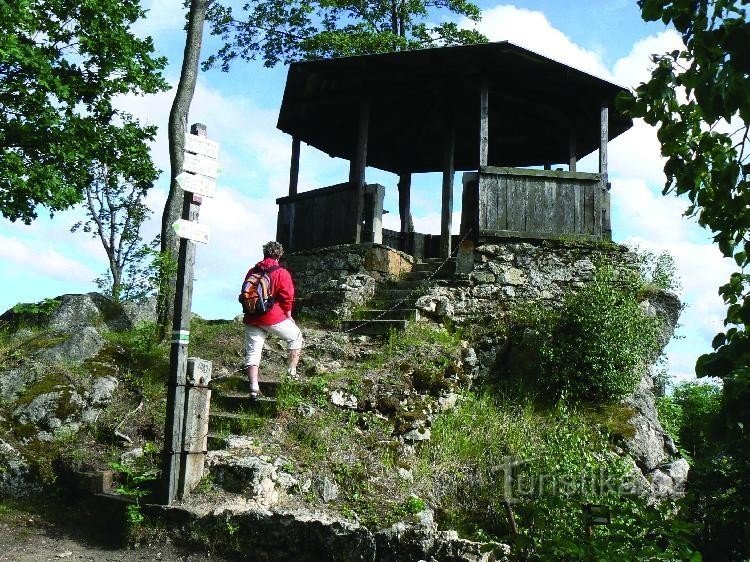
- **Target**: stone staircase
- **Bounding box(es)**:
[339,257,455,335]
[207,368,283,451]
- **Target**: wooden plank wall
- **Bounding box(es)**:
[277,182,385,252]
[476,168,603,239]
[277,183,357,251]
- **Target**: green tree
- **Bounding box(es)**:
[0,0,168,224]
[203,0,486,70]
[72,117,160,302]
[620,0,750,557]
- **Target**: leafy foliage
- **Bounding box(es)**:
[533,271,663,403]
[72,119,162,302]
[637,249,682,294]
[110,441,159,528]
[417,392,700,560]
[618,0,749,382]
[657,380,722,460]
[204,0,487,71]
[620,1,750,557]
[0,0,168,223]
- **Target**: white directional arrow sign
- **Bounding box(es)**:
[173,219,210,244]
[175,172,216,198]
[185,134,219,159]
[183,152,219,179]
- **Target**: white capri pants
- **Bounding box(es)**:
[244,318,304,367]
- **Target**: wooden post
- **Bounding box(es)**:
[162,122,205,505]
[289,137,300,196]
[479,75,489,168]
[350,98,370,243]
[441,121,455,258]
[178,357,212,498]
[599,105,608,180]
[598,105,609,236]
[398,173,413,251]
[569,128,577,172]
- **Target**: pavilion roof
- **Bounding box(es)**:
[277,41,632,174]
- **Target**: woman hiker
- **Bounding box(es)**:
[242,241,303,398]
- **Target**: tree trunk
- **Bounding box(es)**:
[158,0,208,334]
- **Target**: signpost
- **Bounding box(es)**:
[172,218,210,245]
[162,123,218,505]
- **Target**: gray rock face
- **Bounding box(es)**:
[621,370,690,500]
[167,502,509,562]
[623,373,669,472]
[35,326,104,363]
[121,296,157,327]
[313,475,340,503]
[0,438,39,497]
[89,376,118,405]
[48,293,131,333]
[206,452,281,507]
[0,367,39,402]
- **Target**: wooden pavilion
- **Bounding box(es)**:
[274,41,632,259]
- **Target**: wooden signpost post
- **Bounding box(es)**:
[162,123,218,505]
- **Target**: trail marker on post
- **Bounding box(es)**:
[162,123,219,505]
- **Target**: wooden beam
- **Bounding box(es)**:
[350,98,370,243]
[479,75,489,167]
[598,105,608,237]
[398,172,413,238]
[441,122,456,258]
[569,128,577,172]
[599,105,608,179]
[289,137,300,196]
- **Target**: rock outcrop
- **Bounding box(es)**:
[0,293,154,496]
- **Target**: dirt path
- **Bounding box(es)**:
[0,501,234,562]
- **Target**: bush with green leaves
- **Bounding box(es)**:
[416,391,700,560]
[656,381,722,461]
[535,270,663,403]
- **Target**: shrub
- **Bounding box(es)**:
[662,380,722,460]
[537,271,663,403]
[415,391,699,560]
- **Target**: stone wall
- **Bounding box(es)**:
[416,239,640,323]
[283,243,414,320]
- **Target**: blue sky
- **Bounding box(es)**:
[0,2,735,383]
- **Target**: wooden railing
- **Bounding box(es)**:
[276,183,385,252]
[460,166,610,241]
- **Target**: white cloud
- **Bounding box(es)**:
[462,5,612,80]
[0,236,95,282]
[611,30,684,87]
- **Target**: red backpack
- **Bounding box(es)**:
[239,265,279,315]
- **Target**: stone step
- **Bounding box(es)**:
[367,298,417,311]
[356,308,418,321]
[207,432,227,451]
[404,268,455,281]
[209,410,272,435]
[212,393,279,415]
[391,279,426,289]
[339,319,408,335]
[374,288,419,301]
[211,376,280,396]
[413,259,455,273]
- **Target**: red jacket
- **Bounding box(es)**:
[243,257,295,327]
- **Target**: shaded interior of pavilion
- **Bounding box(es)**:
[274,41,633,260]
